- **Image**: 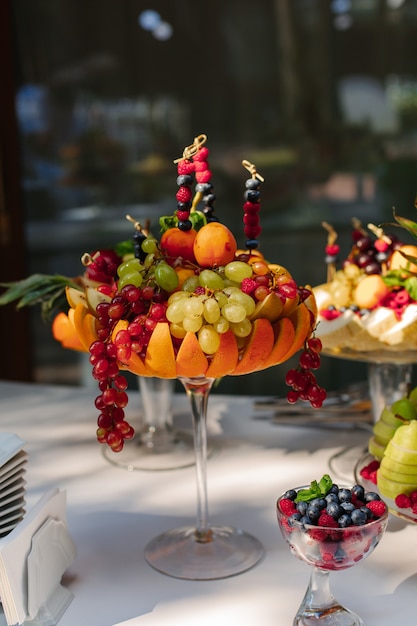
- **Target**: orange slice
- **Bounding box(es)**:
[125,352,147,376]
[206,330,239,378]
[144,322,176,378]
[261,317,296,369]
[176,332,208,377]
[230,318,274,375]
[52,312,85,351]
[72,303,93,351]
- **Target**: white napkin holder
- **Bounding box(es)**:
[0,489,76,626]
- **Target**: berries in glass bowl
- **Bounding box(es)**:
[276,475,388,571]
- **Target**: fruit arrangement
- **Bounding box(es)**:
[1,134,325,452]
[313,216,417,353]
[277,474,388,571]
[360,385,417,519]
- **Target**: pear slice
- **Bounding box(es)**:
[368,436,386,461]
[379,406,405,428]
[85,287,112,313]
[373,420,397,446]
[378,456,417,476]
[66,286,88,309]
[378,465,417,485]
[377,473,417,500]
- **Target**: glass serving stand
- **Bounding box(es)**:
[144,376,264,580]
[323,347,415,482]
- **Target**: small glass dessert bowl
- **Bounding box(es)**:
[276,477,389,626]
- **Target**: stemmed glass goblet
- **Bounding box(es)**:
[276,487,388,625]
[144,376,264,580]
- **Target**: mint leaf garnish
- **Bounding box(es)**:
[295,474,333,502]
[405,276,417,300]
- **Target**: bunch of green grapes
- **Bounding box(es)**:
[166,285,256,354]
[117,237,179,293]
[328,264,362,308]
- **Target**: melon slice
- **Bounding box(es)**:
[206,330,239,378]
[176,332,208,377]
[261,317,296,369]
[278,303,312,362]
[230,318,274,376]
[144,322,176,378]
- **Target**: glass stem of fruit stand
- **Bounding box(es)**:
[368,362,413,423]
[179,376,215,543]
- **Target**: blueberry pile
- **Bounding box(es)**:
[279,482,387,529]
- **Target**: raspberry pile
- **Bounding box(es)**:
[279,483,387,530]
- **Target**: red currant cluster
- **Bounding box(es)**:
[285,336,327,408]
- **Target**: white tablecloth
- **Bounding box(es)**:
[0,381,415,625]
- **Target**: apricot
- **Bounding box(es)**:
[193,222,237,268]
[353,274,390,309]
[160,227,197,263]
[389,244,417,275]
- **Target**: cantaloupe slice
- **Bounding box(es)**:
[176,332,208,377]
[206,330,239,378]
[52,312,85,351]
[230,318,274,376]
[144,322,176,378]
[279,303,313,362]
[260,317,296,369]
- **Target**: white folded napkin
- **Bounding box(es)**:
[0,488,76,625]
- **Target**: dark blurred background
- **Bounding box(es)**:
[2,0,417,395]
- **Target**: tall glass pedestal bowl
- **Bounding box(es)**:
[144,376,264,580]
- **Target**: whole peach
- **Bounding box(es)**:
[160,227,197,263]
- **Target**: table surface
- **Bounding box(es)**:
[0,380,415,626]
